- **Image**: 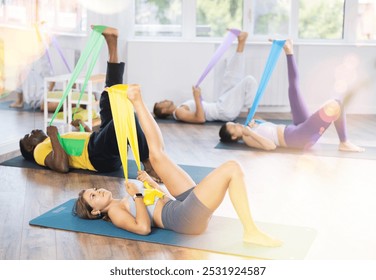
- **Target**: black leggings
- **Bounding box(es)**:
[88,62,149,172]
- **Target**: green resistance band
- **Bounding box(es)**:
[56,123,86,156]
[49,25,107,155]
[49,25,106,125]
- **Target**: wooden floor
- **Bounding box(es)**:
[1,92,376,260]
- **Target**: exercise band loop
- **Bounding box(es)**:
[195,28,241,88]
[244,40,286,125]
[107,84,164,206]
[49,25,106,126]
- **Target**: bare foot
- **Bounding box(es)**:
[238,31,248,42]
[283,39,293,55]
[126,84,142,104]
[90,25,119,63]
[243,230,283,247]
[268,38,293,55]
[91,25,118,38]
[339,141,365,152]
[9,101,24,108]
[9,91,24,108]
[236,31,248,53]
[142,159,162,183]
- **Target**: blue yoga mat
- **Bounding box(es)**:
[0,100,37,112]
[29,199,317,259]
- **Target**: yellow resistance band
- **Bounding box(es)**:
[107,84,164,205]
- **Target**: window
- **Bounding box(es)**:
[253,0,290,37]
[196,0,243,37]
[38,0,86,34]
[298,0,345,40]
[357,0,376,40]
[134,0,183,37]
[0,0,86,34]
[0,39,4,92]
[131,0,376,43]
[1,0,35,27]
[0,1,4,21]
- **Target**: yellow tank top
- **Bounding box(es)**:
[34,132,96,171]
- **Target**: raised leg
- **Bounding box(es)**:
[127,85,196,197]
[219,31,248,94]
[129,85,282,246]
[95,26,122,129]
[88,26,155,173]
[284,40,310,125]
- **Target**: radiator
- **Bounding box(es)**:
[246,55,289,108]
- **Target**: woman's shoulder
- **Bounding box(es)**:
[109,198,130,213]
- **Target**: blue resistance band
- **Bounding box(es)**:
[244,40,286,125]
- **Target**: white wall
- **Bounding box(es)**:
[127,41,216,109]
[297,44,376,114]
[126,41,292,112]
[126,40,376,114]
[0,6,133,90]
[2,4,375,115]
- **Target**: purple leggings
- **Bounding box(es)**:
[284,55,348,149]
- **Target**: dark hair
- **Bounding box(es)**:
[153,103,170,119]
[72,190,110,221]
[219,124,237,143]
[19,139,35,161]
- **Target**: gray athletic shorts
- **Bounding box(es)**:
[161,187,213,234]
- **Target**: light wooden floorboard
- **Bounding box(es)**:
[1,94,376,260]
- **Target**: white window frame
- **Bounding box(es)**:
[0,0,86,36]
[132,0,376,45]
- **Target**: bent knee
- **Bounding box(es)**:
[148,149,166,165]
[221,160,244,176]
[243,75,257,87]
[243,75,256,83]
[322,99,341,121]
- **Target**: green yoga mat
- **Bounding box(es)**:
[215,142,376,160]
[29,199,317,259]
[0,155,214,183]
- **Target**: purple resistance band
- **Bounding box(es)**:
[35,24,72,74]
[195,28,241,88]
[51,36,72,73]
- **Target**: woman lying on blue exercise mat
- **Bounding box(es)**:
[74,83,282,247]
[219,39,364,152]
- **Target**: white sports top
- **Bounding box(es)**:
[252,121,280,146]
[172,99,219,121]
[127,180,158,226]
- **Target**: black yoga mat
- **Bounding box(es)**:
[215,141,376,160]
[0,155,214,183]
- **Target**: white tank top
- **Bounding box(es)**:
[173,99,219,121]
[252,121,280,146]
